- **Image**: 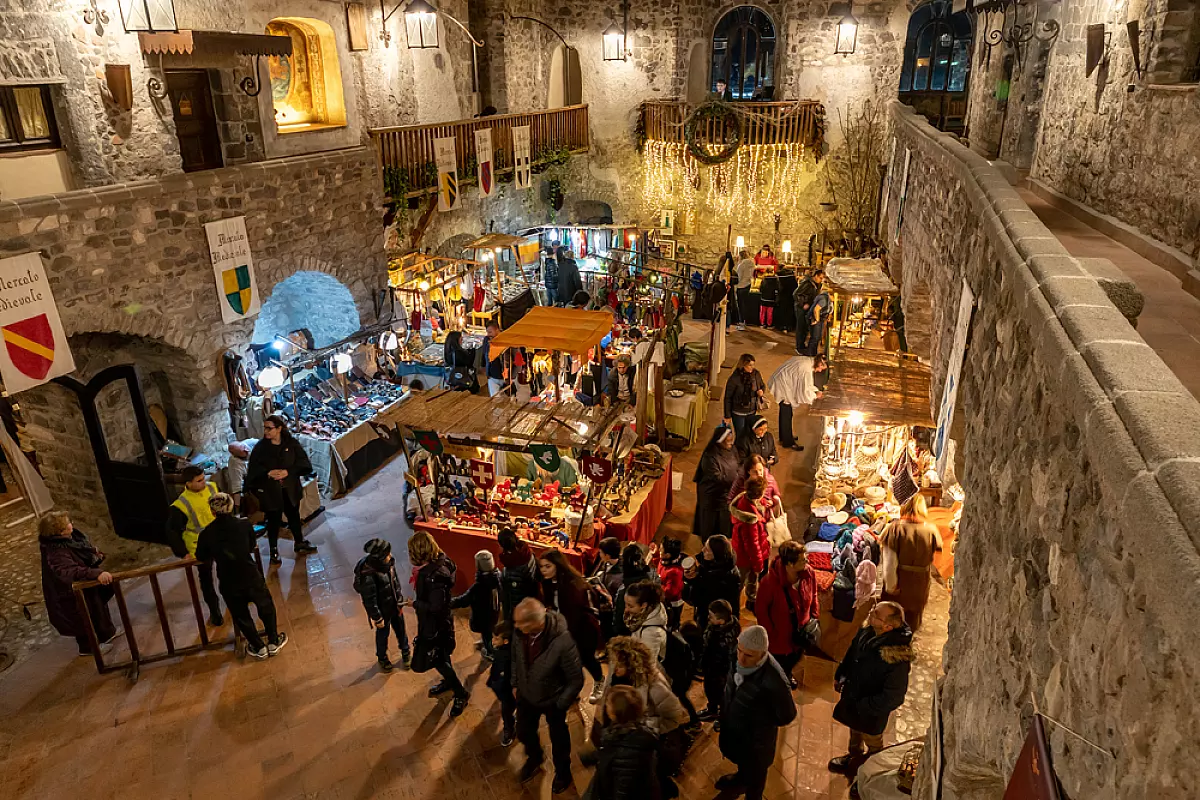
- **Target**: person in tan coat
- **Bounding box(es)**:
[878,494,942,633]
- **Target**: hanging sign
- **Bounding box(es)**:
[435,136,459,212]
[581,456,613,485]
[893,147,912,245]
[513,125,532,190]
[878,136,897,237]
[475,128,495,199]
[205,216,261,325]
[528,443,561,473]
[934,279,974,477]
[469,457,495,489]
[0,252,75,394]
[1002,716,1061,800]
[411,428,444,455]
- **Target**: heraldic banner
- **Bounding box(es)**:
[205,216,262,325]
[0,252,76,394]
[474,128,495,199]
[435,136,460,212]
[513,125,532,190]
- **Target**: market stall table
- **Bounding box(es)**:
[646,386,709,445]
[598,456,674,547]
[415,519,592,594]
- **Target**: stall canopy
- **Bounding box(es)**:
[465,233,541,266]
[810,349,934,427]
[824,257,899,296]
[375,390,622,448]
[487,306,613,355]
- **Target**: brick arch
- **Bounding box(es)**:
[256,253,373,330]
[433,233,477,258]
[62,306,205,362]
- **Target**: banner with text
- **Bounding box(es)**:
[934,278,974,477]
[474,128,495,199]
[513,125,532,190]
[205,216,261,325]
[435,136,460,212]
[0,252,75,394]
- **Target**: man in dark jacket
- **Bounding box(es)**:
[829,601,914,773]
[604,354,637,407]
[353,538,411,672]
[512,598,584,794]
[556,248,583,305]
[716,625,798,799]
[793,270,824,355]
[196,493,287,660]
[498,528,542,621]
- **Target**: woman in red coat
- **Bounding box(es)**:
[729,475,773,609]
[755,541,819,688]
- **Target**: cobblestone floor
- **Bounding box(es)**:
[0,323,948,799]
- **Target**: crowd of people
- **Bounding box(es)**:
[38,359,927,800]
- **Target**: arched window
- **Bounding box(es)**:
[265,17,347,132]
[899,1,972,94]
[711,7,777,100]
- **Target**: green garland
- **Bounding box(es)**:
[684,102,743,165]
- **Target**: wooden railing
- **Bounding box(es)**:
[370,105,590,199]
[640,100,825,151]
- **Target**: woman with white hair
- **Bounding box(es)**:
[196,493,286,660]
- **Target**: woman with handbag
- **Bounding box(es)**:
[408,531,469,717]
[755,541,819,689]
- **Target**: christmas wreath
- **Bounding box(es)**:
[684,101,743,165]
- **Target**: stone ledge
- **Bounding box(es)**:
[1076,257,1145,322]
[1113,390,1200,469]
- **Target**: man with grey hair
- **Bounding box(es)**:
[511,597,583,794]
[716,624,797,799]
[829,601,913,775]
[604,353,636,406]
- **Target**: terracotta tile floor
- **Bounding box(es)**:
[0,324,946,800]
[1021,188,1200,401]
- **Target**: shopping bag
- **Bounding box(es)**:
[766,512,791,547]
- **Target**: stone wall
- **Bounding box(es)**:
[252,270,362,348]
[1030,0,1200,257]
[0,147,386,538]
[885,101,1200,799]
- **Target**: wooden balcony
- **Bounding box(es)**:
[640,100,825,151]
[370,105,590,199]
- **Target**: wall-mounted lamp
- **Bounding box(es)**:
[332,352,353,375]
[117,0,177,33]
[603,0,630,61]
[257,365,287,390]
[782,239,793,263]
[834,1,859,56]
[735,235,745,249]
[403,0,439,48]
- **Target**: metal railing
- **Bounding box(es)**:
[640,100,825,150]
[370,104,591,199]
[72,551,262,680]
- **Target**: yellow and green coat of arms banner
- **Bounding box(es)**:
[204,216,262,324]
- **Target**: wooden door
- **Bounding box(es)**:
[166,70,222,173]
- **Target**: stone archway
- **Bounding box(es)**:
[433,233,477,258]
[253,270,361,348]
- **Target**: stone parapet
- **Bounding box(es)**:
[886,100,1200,799]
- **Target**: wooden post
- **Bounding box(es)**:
[398,428,430,522]
[552,351,561,403]
[574,483,594,546]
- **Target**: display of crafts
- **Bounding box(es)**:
[282,379,407,441]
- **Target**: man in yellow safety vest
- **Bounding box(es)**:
[166,465,224,626]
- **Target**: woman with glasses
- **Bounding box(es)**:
[246,414,317,563]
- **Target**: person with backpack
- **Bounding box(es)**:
[353,538,411,672]
[585,685,662,800]
[807,281,833,357]
[451,549,501,660]
[498,527,542,622]
[793,269,825,355]
[697,599,740,722]
[195,494,287,660]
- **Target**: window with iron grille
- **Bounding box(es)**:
[0,85,60,152]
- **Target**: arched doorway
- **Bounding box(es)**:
[253,271,361,349]
[898,1,972,133]
[265,17,348,132]
[710,6,777,99]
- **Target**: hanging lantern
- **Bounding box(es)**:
[602,22,626,62]
[835,3,859,56]
[405,0,439,49]
[333,353,353,374]
[257,366,286,390]
[382,331,400,351]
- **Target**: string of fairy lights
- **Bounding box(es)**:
[642,139,819,228]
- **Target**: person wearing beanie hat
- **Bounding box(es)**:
[452,549,502,659]
[196,493,287,660]
[735,414,778,467]
[353,537,411,671]
[715,623,797,799]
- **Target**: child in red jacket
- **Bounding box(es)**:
[730,475,772,609]
[652,537,686,630]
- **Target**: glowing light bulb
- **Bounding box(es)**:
[847,410,865,428]
[418,280,431,291]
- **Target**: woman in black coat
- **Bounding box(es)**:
[692,425,739,542]
[557,249,583,304]
[682,534,742,633]
[588,684,662,800]
[246,414,316,562]
[443,331,479,392]
[408,530,469,716]
[735,415,778,468]
[38,512,118,656]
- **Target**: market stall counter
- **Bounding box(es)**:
[415,519,592,594]
[597,456,673,547]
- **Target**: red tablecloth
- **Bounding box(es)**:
[598,461,674,547]
[415,520,591,594]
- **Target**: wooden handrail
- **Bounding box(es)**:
[370,105,591,199]
[72,556,200,590]
[639,99,824,151]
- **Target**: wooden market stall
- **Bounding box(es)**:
[821,257,900,361]
[464,232,541,324]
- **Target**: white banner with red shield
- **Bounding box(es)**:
[0,252,75,393]
[475,128,495,199]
